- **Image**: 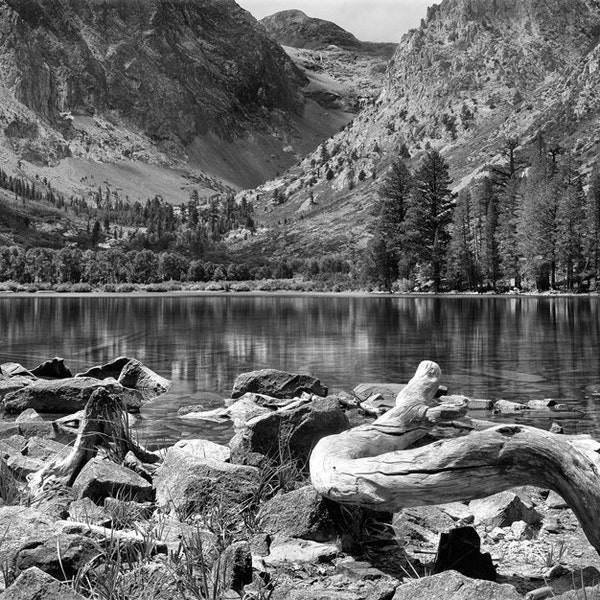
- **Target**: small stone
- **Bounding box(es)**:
[546,490,568,509]
[493,399,526,414]
[488,527,506,541]
[264,538,339,566]
[510,520,533,540]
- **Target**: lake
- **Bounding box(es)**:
[1,293,599,447]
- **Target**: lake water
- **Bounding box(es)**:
[1,293,600,447]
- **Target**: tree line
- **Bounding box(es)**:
[366,136,600,293]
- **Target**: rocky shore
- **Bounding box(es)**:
[0,358,598,600]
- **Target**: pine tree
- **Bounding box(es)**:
[368,159,413,290]
[404,150,454,292]
[586,164,600,288]
[447,189,477,290]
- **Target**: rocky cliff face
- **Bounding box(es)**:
[234,0,600,259]
[0,0,305,143]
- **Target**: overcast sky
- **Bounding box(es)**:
[236,0,432,43]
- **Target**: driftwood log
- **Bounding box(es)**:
[29,388,158,494]
[310,360,600,554]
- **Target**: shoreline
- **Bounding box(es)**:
[0,288,598,300]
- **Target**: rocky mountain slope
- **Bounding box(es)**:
[233,0,600,260]
[260,9,396,57]
[0,0,355,209]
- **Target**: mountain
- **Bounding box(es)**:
[260,9,396,57]
[232,0,600,260]
[0,0,353,206]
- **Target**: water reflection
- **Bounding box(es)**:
[0,294,599,445]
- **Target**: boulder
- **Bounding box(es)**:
[230,397,349,467]
[392,570,523,600]
[6,454,45,479]
[546,490,568,509]
[470,491,542,528]
[257,485,343,542]
[393,506,457,552]
[0,566,87,600]
[231,369,328,400]
[170,438,231,462]
[0,507,95,582]
[72,457,154,503]
[0,423,21,440]
[0,435,27,459]
[154,453,259,518]
[0,377,34,402]
[493,399,527,414]
[3,377,143,414]
[30,357,72,379]
[117,358,171,400]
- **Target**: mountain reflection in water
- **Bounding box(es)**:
[0,294,598,447]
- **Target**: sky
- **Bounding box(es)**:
[236,0,433,43]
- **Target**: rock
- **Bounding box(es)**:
[0,377,34,402]
[221,541,252,594]
[68,498,110,526]
[6,454,45,479]
[0,506,95,582]
[30,357,72,379]
[527,399,556,409]
[72,457,154,503]
[257,485,343,542]
[117,358,171,400]
[176,404,205,416]
[353,382,448,403]
[392,570,523,600]
[546,567,600,598]
[546,490,568,509]
[0,458,18,502]
[0,566,87,599]
[393,506,456,551]
[226,395,272,427]
[466,397,494,410]
[0,363,35,379]
[470,491,542,528]
[335,558,388,580]
[171,438,231,462]
[493,399,527,414]
[13,533,96,581]
[15,409,55,439]
[433,526,496,581]
[510,520,534,540]
[264,538,339,566]
[24,437,69,461]
[550,422,564,434]
[230,397,348,467]
[0,435,27,460]
[275,578,399,600]
[488,527,506,541]
[154,453,259,518]
[438,502,474,524]
[232,369,328,400]
[0,423,21,440]
[3,377,143,414]
[76,356,131,380]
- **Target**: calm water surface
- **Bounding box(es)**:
[1,294,599,446]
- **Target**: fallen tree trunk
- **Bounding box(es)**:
[29,388,158,494]
[310,360,600,554]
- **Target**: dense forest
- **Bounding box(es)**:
[0,134,599,293]
[366,135,600,293]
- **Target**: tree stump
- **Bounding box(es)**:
[29,388,158,494]
[310,360,600,554]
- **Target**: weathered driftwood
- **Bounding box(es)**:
[310,360,600,554]
[29,388,158,494]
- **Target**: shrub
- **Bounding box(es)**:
[72,283,92,293]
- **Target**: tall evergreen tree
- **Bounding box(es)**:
[447,189,477,290]
[586,164,600,288]
[404,150,454,292]
[368,159,413,290]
